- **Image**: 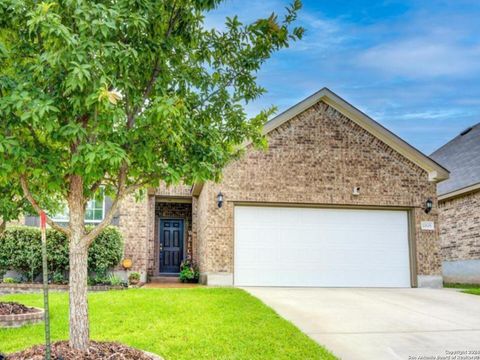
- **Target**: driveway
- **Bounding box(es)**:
[245,287,480,360]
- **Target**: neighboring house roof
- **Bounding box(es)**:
[192,87,449,196]
[430,122,480,200]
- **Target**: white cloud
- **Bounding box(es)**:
[357,39,480,78]
[394,109,472,120]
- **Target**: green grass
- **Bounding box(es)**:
[444,283,480,289]
[462,288,480,296]
[444,283,480,296]
[0,288,335,359]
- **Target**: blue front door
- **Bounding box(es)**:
[159,219,184,273]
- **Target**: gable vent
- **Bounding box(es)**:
[460,127,473,136]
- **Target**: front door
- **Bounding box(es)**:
[159,219,184,273]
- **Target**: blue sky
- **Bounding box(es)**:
[205,0,480,154]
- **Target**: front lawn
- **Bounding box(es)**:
[0,288,335,359]
[444,283,480,296]
[463,288,480,296]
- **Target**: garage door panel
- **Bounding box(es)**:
[234,206,411,287]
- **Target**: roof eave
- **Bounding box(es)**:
[438,182,480,201]
[191,183,204,197]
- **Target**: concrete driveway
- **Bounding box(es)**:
[245,287,480,360]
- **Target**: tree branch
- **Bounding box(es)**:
[85,179,103,205]
[20,175,71,236]
[83,163,129,245]
[0,219,5,235]
[126,4,181,129]
[83,191,124,246]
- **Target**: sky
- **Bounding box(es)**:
[205,0,480,154]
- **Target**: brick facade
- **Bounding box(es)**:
[118,100,442,286]
[118,183,193,280]
[117,194,150,276]
[195,101,441,282]
[439,190,480,261]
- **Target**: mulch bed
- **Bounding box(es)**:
[5,341,159,360]
[0,302,35,316]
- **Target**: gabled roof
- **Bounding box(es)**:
[192,87,449,196]
[431,122,480,200]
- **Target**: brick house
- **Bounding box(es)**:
[431,123,480,284]
[19,88,449,288]
[113,88,448,288]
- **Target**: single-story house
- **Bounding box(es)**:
[115,88,448,288]
[18,88,450,288]
[431,123,480,284]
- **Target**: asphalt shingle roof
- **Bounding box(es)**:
[430,123,480,196]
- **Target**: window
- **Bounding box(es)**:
[51,188,105,224]
[85,192,105,223]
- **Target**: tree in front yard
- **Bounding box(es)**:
[0,0,303,351]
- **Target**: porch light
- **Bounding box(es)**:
[217,192,224,208]
[424,199,433,214]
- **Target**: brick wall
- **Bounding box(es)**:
[196,183,211,273]
[439,190,480,261]
[196,101,441,278]
[153,183,192,197]
[117,194,150,275]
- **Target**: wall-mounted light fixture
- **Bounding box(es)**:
[217,192,224,208]
[424,198,433,214]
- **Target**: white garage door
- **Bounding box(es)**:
[234,206,411,287]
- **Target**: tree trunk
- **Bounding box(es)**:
[0,220,5,235]
[68,175,90,351]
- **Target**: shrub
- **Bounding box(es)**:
[0,226,124,281]
[88,273,127,287]
[87,226,123,276]
[107,274,123,286]
[128,272,141,285]
[51,271,67,285]
[2,277,17,284]
[179,260,199,283]
[0,227,42,282]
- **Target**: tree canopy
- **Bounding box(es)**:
[0,0,303,228]
[0,0,303,349]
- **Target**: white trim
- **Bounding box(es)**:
[438,182,480,201]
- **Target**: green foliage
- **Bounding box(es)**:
[0,184,31,230]
[0,289,336,359]
[179,260,199,283]
[128,271,140,285]
[2,277,17,284]
[107,274,123,287]
[87,226,123,276]
[88,273,126,287]
[0,227,42,282]
[0,0,303,208]
[463,288,480,296]
[443,283,480,289]
[51,271,66,285]
[0,0,303,343]
[0,226,124,281]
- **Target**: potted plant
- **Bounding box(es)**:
[179,260,199,283]
[128,272,141,286]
